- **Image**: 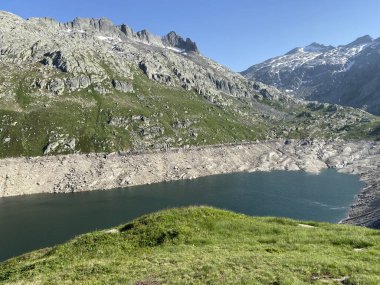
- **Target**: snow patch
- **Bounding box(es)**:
[97,36,122,44]
[164,46,186,53]
[333,60,355,74]
[343,60,355,72]
[97,35,112,41]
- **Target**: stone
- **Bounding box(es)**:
[66,76,91,90]
[40,51,69,72]
[47,79,65,95]
[162,31,199,53]
[112,79,133,93]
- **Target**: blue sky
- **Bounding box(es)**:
[1,0,380,71]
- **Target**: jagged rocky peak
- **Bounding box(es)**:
[304,42,334,52]
[119,24,133,37]
[62,16,199,53]
[285,47,304,55]
[67,17,117,33]
[135,29,163,46]
[162,31,199,53]
[345,35,373,47]
[285,42,333,55]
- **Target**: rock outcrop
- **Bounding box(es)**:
[162,31,199,52]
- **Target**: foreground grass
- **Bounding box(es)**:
[1,207,379,285]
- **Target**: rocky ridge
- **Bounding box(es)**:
[242,35,380,115]
[0,11,275,100]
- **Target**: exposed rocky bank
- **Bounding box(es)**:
[0,140,379,228]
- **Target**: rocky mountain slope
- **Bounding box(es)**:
[242,36,380,115]
[0,11,379,158]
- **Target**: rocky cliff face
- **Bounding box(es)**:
[242,36,380,115]
[0,11,271,100]
[162,31,199,53]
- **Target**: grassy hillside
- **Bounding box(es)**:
[1,66,380,158]
[1,207,379,284]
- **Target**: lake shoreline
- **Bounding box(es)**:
[0,140,379,228]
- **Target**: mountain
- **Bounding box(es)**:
[0,11,378,158]
[242,35,380,115]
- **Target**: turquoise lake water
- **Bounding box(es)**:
[0,169,364,261]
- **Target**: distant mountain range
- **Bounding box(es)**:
[242,35,380,115]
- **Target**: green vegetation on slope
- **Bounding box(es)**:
[1,64,380,158]
[0,69,270,158]
[1,207,379,284]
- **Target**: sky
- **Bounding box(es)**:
[1,0,380,71]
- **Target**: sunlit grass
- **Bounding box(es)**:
[1,207,379,284]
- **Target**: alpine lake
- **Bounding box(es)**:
[0,169,364,261]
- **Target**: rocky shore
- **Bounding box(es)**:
[0,140,379,228]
